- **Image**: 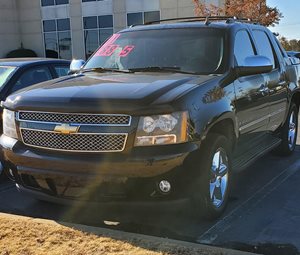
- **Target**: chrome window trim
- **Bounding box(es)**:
[16,111,132,127]
[20,127,128,153]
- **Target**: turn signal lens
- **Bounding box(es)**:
[3,109,17,139]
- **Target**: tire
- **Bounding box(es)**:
[275,103,298,156]
[191,133,232,220]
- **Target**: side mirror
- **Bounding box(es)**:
[236,55,273,77]
[69,59,85,74]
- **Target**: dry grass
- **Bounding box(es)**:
[0,214,222,255]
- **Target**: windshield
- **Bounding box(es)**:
[84,28,226,75]
[0,66,16,89]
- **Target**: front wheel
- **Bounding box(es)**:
[191,133,232,220]
[275,103,298,156]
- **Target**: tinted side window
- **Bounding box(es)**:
[273,35,287,58]
[54,65,70,77]
[252,30,276,68]
[12,67,52,93]
[234,30,255,66]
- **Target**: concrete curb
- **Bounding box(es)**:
[0,213,259,255]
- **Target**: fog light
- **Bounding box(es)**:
[159,180,171,193]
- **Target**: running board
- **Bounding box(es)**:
[232,135,282,173]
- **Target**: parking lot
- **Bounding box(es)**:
[1,131,300,255]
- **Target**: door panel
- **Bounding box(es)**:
[251,29,288,132]
[233,29,271,152]
[265,70,288,131]
[234,74,270,135]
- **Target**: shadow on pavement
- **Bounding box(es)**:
[222,242,300,255]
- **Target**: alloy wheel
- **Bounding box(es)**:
[288,110,297,150]
[209,148,229,208]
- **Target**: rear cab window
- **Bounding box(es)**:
[252,29,278,69]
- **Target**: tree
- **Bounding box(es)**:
[193,0,282,27]
[279,37,300,51]
[279,36,291,51]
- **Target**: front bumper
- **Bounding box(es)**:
[1,135,200,203]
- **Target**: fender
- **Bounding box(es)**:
[284,75,300,123]
[181,76,238,143]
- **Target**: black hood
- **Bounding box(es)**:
[4,72,218,114]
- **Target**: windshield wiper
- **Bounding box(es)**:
[81,66,198,75]
[81,67,133,74]
[128,66,198,75]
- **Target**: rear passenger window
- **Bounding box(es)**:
[252,30,276,69]
[12,66,52,93]
[234,30,255,66]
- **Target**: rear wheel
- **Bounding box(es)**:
[275,103,298,156]
[191,133,232,220]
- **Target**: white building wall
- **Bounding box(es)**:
[126,0,160,12]
[0,0,21,58]
[113,0,127,32]
[70,0,85,59]
[81,0,113,16]
[160,0,195,19]
[17,0,44,57]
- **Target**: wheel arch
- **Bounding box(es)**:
[203,116,237,151]
[291,91,300,110]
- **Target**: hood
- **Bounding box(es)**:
[4,72,218,114]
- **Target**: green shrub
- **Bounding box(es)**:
[6,49,37,58]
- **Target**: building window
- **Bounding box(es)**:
[41,0,69,6]
[43,18,72,59]
[127,11,160,26]
[82,0,103,2]
[83,15,113,59]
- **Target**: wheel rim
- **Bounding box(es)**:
[288,110,297,150]
[209,148,229,208]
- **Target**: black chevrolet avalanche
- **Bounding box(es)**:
[1,17,300,219]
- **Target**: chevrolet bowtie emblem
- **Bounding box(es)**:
[54,124,80,135]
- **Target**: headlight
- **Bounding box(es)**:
[3,109,18,139]
[134,111,189,146]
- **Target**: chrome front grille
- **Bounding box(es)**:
[18,111,131,126]
[21,129,127,152]
[17,111,131,152]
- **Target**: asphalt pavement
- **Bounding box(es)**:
[1,131,300,255]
